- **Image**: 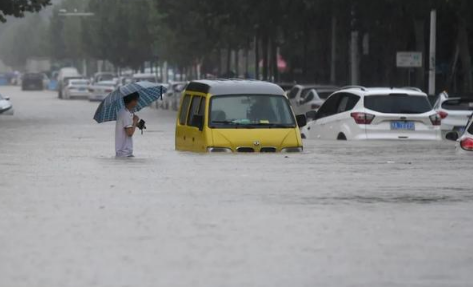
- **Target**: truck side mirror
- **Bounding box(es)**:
[296,114,307,128]
[192,115,204,131]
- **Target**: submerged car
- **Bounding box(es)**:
[161,81,187,110]
[88,81,117,102]
[175,80,307,153]
[434,92,473,138]
[21,73,44,91]
[446,115,473,154]
[287,84,339,115]
[302,87,441,141]
[0,94,14,115]
[63,79,91,100]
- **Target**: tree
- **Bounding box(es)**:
[0,0,51,22]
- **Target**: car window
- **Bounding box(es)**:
[199,97,206,117]
[209,95,295,128]
[288,88,300,99]
[441,99,473,111]
[179,95,191,125]
[468,118,473,134]
[365,94,432,114]
[337,93,360,113]
[317,91,335,99]
[187,96,203,127]
[316,94,341,119]
[300,90,315,105]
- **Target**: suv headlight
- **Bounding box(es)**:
[281,147,303,153]
[207,147,233,153]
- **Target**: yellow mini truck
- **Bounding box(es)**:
[175,79,307,153]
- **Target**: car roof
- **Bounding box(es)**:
[133,73,156,78]
[95,81,116,85]
[339,87,427,97]
[186,79,284,96]
[295,84,339,90]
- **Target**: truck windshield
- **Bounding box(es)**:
[365,94,432,114]
[209,95,296,129]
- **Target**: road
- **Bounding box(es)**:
[0,86,472,287]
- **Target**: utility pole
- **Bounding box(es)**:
[428,10,437,96]
[330,16,337,85]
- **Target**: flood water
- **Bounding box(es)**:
[0,86,472,287]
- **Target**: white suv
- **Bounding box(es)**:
[434,91,473,138]
[301,87,441,141]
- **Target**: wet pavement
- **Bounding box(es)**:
[0,86,472,287]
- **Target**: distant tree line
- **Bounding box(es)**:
[0,0,472,93]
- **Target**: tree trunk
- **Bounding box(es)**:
[271,39,279,83]
[262,33,269,81]
[255,34,260,80]
[245,38,250,78]
[226,45,232,75]
[235,49,240,78]
[458,21,473,93]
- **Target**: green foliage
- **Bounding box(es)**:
[0,0,51,22]
[82,0,156,69]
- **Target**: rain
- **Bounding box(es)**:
[0,1,472,287]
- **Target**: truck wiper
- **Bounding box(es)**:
[250,123,293,128]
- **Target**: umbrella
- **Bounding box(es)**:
[93,81,166,123]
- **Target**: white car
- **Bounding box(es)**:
[301,87,441,141]
[0,94,14,115]
[446,116,473,154]
[88,81,117,102]
[287,85,339,115]
[63,79,91,99]
[434,92,473,138]
[161,81,187,110]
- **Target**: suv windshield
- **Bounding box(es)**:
[365,94,432,114]
[442,99,473,111]
[209,95,296,129]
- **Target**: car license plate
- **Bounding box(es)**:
[79,88,86,91]
[391,121,415,131]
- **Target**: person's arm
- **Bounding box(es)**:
[125,115,139,137]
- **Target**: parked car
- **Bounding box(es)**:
[92,72,116,84]
[57,67,81,98]
[277,82,297,92]
[132,73,159,83]
[63,79,91,100]
[0,93,13,115]
[88,80,117,102]
[21,73,44,91]
[161,81,187,110]
[445,115,473,154]
[434,91,473,138]
[175,80,307,153]
[118,76,133,87]
[301,87,441,141]
[287,84,339,115]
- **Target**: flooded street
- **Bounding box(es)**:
[1,86,472,287]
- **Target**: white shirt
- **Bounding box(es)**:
[115,108,134,157]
